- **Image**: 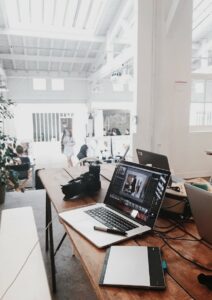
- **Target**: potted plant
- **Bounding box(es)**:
[0,133,19,203]
[0,94,17,204]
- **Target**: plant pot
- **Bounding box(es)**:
[0,184,6,204]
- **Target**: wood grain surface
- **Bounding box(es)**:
[39,165,212,300]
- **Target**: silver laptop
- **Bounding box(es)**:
[59,161,170,248]
[184,183,212,244]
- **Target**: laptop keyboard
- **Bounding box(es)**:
[85,207,138,232]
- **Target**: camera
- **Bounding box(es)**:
[62,164,101,200]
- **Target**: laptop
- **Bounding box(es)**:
[59,161,170,248]
[136,149,172,186]
[184,183,212,244]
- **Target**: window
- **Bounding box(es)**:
[33,78,46,90]
[191,1,212,130]
[190,79,212,128]
[51,78,64,91]
[103,110,130,135]
[32,112,72,142]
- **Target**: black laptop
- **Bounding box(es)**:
[136,149,172,186]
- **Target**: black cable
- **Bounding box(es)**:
[100,173,111,182]
[154,230,202,242]
[175,222,212,250]
[162,201,183,209]
[153,223,180,234]
[155,223,178,229]
[162,238,212,272]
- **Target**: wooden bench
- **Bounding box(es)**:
[0,207,51,300]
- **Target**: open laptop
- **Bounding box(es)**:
[136,149,172,186]
[59,161,170,248]
[184,183,212,244]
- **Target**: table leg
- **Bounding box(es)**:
[46,194,57,293]
[45,195,49,252]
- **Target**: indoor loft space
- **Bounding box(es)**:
[0,1,212,300]
[0,0,135,168]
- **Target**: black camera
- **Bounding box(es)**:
[62,164,101,200]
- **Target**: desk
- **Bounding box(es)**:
[39,165,212,299]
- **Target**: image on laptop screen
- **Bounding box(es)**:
[105,162,170,228]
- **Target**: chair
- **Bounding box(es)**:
[7,162,32,191]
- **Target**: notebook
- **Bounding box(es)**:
[136,149,172,186]
[184,183,212,244]
[99,246,165,289]
[59,161,170,248]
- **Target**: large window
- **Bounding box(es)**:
[32,112,72,142]
[191,1,212,130]
[190,79,212,128]
[103,110,130,136]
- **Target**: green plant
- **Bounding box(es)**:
[0,95,14,119]
[0,132,19,188]
[0,95,18,189]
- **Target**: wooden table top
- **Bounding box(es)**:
[39,165,212,300]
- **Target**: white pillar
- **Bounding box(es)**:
[132,0,156,161]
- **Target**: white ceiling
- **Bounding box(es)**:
[0,0,134,81]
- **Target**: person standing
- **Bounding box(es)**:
[61,128,75,167]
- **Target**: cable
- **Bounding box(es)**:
[155,223,178,229]
[162,238,212,272]
[0,214,58,300]
[153,223,180,234]
[162,201,183,209]
[154,230,202,242]
[100,173,111,182]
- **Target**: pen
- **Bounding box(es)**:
[94,226,127,236]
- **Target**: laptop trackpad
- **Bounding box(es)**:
[74,219,126,246]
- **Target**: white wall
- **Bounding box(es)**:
[7,78,88,103]
[88,80,133,103]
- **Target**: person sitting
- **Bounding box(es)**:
[111,128,121,135]
[13,145,31,192]
[77,144,88,165]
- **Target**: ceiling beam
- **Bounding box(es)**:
[0,28,105,43]
[0,53,96,64]
[107,0,132,43]
[5,69,89,79]
[89,46,133,81]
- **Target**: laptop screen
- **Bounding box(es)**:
[104,161,170,228]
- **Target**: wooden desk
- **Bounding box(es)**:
[39,165,212,299]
